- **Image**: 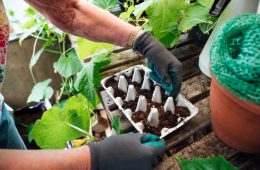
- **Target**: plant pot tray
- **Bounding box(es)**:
[101,65,198,138]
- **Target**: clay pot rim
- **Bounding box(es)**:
[212,76,260,115]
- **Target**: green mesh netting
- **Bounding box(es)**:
[210,14,260,104]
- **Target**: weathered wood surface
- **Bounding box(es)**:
[155,132,238,170]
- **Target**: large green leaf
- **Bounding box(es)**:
[179,4,212,32]
[146,0,190,48]
[76,38,114,61]
[32,94,92,149]
[74,53,111,106]
[93,0,118,10]
[27,79,54,103]
[53,50,82,78]
[176,156,238,170]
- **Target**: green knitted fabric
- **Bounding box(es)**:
[210,14,260,104]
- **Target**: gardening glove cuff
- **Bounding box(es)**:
[133,31,182,98]
[87,133,165,170]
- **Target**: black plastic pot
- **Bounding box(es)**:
[188,26,211,46]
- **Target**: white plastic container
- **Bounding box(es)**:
[101,65,199,138]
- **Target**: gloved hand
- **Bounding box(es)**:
[133,31,182,99]
[88,133,165,170]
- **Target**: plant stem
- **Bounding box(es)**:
[59,78,67,98]
[30,22,46,84]
[30,34,49,41]
[45,49,63,55]
[65,122,94,140]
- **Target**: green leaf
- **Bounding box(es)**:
[197,0,214,9]
[27,79,54,103]
[179,4,211,32]
[53,50,83,78]
[29,39,53,69]
[112,115,122,135]
[76,38,114,61]
[24,7,38,17]
[176,156,238,170]
[53,99,69,109]
[198,16,218,34]
[119,6,135,21]
[93,0,118,10]
[146,0,190,48]
[9,10,14,17]
[19,25,39,45]
[32,94,92,149]
[133,0,153,20]
[26,123,34,143]
[74,53,111,106]
[22,18,37,29]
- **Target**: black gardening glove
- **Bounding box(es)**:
[133,31,182,98]
[88,133,165,170]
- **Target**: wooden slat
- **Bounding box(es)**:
[155,132,238,170]
[181,74,210,100]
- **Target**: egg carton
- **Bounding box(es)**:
[101,65,199,138]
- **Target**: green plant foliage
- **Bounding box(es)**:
[112,115,122,135]
[8,10,14,17]
[119,6,135,22]
[197,0,214,9]
[32,94,92,149]
[198,16,218,34]
[133,0,153,20]
[179,4,212,32]
[176,156,238,170]
[22,18,37,29]
[26,123,34,143]
[53,50,83,78]
[133,0,215,48]
[74,53,111,107]
[76,38,114,61]
[24,7,38,17]
[146,0,190,48]
[29,39,53,70]
[27,79,54,103]
[93,0,118,10]
[53,99,69,109]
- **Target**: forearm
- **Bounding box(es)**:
[25,0,137,47]
[0,145,91,170]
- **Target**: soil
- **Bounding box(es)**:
[105,68,191,136]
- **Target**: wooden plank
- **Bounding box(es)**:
[97,42,201,73]
[181,74,210,100]
[154,132,238,170]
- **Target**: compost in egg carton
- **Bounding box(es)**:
[105,67,190,136]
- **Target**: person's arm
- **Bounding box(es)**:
[0,145,91,170]
[24,0,137,47]
[25,0,182,96]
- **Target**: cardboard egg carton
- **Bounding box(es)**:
[101,65,198,138]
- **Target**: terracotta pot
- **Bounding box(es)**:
[210,76,260,153]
